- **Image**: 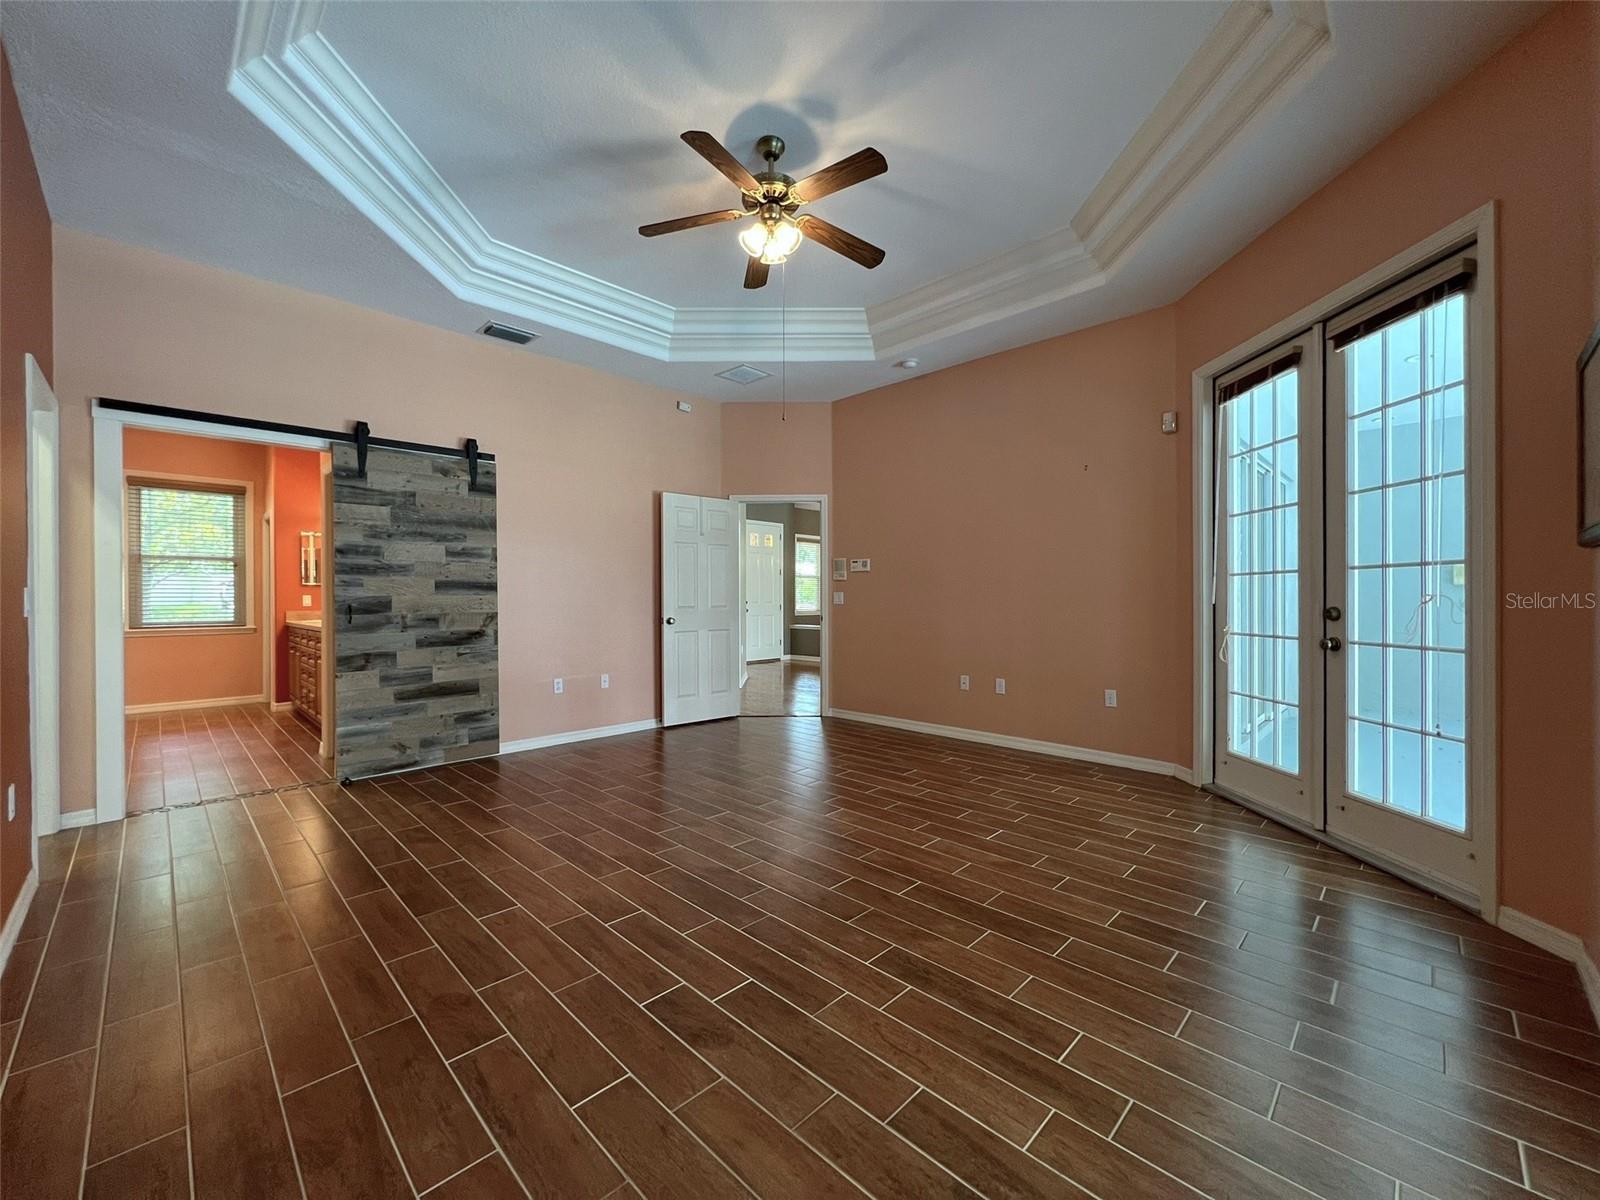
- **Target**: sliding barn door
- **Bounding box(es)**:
[332,443,498,778]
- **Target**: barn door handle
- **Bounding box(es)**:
[346,604,353,626]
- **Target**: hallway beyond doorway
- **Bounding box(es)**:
[740,660,821,717]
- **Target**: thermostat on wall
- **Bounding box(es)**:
[849,558,872,572]
[832,558,848,581]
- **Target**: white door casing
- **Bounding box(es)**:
[744,519,783,662]
[25,356,61,837]
[661,493,740,727]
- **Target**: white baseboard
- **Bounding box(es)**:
[58,808,99,829]
[500,718,661,755]
[0,868,39,977]
[829,710,1195,784]
[1497,907,1600,1029]
[125,693,266,715]
[782,655,821,663]
[270,700,293,713]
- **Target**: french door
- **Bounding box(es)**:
[1214,253,1487,906]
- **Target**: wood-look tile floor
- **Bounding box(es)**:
[5,716,1598,1199]
[741,660,822,717]
[125,704,331,813]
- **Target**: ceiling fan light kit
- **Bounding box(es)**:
[640,130,888,288]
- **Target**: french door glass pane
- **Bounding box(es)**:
[1223,372,1299,775]
[1339,294,1467,831]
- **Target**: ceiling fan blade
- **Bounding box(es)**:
[743,256,770,290]
[681,131,760,193]
[797,215,885,269]
[791,147,887,204]
[638,209,747,237]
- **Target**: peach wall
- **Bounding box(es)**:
[0,45,51,929]
[1174,3,1598,936]
[269,446,324,705]
[53,228,721,814]
[831,307,1186,764]
[122,428,271,708]
[721,401,833,497]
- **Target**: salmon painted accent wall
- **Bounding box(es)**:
[122,428,271,709]
[52,228,721,814]
[721,401,833,497]
[0,46,51,930]
[269,446,324,705]
[831,306,1186,765]
[1173,3,1599,938]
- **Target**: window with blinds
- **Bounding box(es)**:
[126,478,248,629]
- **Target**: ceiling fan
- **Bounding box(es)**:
[639,131,887,289]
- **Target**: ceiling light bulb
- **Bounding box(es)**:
[738,218,804,265]
[738,223,768,258]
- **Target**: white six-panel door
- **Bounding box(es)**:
[661,493,740,727]
[744,519,784,662]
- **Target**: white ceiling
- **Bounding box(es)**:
[3,1,1546,402]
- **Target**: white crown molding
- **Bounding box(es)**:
[229,0,1328,365]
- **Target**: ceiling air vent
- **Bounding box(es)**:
[478,321,538,346]
[716,364,772,385]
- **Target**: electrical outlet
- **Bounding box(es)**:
[1104,689,1118,708]
[994,678,1006,695]
[959,675,970,691]
[601,674,610,689]
[5,784,14,822]
[553,677,564,694]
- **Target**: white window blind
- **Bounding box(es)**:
[127,478,248,629]
[794,535,821,614]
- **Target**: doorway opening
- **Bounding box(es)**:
[93,403,336,821]
[733,495,828,717]
[118,425,332,814]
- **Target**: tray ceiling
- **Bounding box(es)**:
[5,0,1547,400]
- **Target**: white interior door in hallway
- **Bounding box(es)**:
[661,493,740,727]
[744,519,783,663]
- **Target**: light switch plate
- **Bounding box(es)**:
[959,675,970,691]
[832,591,845,605]
[1104,689,1118,707]
[302,594,312,607]
[553,677,564,694]
[601,674,610,689]
[995,678,1006,695]
[1161,411,1179,434]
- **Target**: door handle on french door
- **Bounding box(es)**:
[1324,605,1342,621]
[1320,636,1342,652]
[663,616,676,625]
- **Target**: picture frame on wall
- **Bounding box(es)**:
[1582,321,1600,547]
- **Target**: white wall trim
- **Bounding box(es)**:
[1190,202,1498,914]
[1497,908,1600,1031]
[230,0,1332,365]
[500,719,661,755]
[782,655,821,664]
[25,354,62,839]
[0,870,40,979]
[831,710,1195,785]
[125,694,269,715]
